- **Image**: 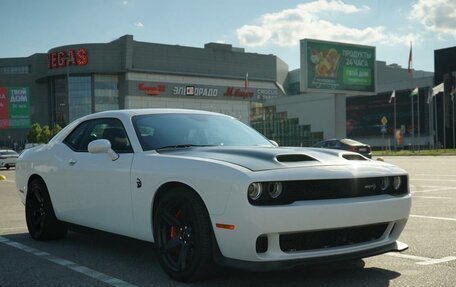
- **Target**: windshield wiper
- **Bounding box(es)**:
[155,144,215,150]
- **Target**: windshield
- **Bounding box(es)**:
[132,113,273,151]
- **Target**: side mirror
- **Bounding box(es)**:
[269,140,279,147]
[88,139,119,161]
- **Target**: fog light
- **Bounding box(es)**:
[248,183,263,200]
[380,177,390,191]
[393,176,401,190]
[267,182,283,199]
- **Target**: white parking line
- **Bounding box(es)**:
[387,252,430,262]
[387,253,456,265]
[414,174,456,177]
[410,185,456,194]
[412,196,453,199]
[417,257,456,265]
[411,178,456,182]
[410,214,456,222]
[0,236,138,287]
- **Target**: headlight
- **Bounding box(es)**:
[267,182,283,199]
[248,183,263,200]
[393,176,401,190]
[380,177,390,191]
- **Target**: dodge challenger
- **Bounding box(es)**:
[15,109,411,281]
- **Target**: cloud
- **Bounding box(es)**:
[134,22,144,28]
[122,1,128,5]
[236,0,416,48]
[410,0,456,39]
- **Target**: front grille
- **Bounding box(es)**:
[249,176,408,205]
[279,223,388,252]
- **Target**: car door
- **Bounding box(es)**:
[57,118,135,237]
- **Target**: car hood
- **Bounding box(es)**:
[156,146,377,171]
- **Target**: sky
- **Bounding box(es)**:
[1,0,455,72]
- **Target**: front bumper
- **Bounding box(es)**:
[211,193,411,264]
[215,240,408,271]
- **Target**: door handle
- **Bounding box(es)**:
[69,159,77,166]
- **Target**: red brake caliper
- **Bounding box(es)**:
[169,209,183,239]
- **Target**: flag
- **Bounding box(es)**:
[407,41,412,75]
[244,73,249,89]
[389,90,396,103]
[432,82,444,96]
[411,87,419,96]
[427,87,433,104]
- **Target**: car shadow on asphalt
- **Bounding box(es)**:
[3,231,401,287]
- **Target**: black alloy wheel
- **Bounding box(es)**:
[25,178,67,240]
[154,187,214,282]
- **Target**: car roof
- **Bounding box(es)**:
[85,108,227,118]
[340,138,366,145]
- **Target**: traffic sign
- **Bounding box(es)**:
[381,116,388,125]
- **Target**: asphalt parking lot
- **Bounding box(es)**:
[0,156,455,287]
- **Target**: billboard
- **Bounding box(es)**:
[300,39,376,95]
[0,87,31,129]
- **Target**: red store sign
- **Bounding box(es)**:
[48,48,88,69]
[138,83,165,96]
[223,87,253,99]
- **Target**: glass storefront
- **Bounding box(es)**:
[53,74,119,126]
[94,74,119,112]
[346,89,428,138]
[54,78,69,126]
[68,76,92,122]
[250,103,323,147]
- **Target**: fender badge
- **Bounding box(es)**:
[136,178,142,188]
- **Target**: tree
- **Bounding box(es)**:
[27,123,42,143]
[27,123,64,144]
[51,124,62,137]
[39,125,52,143]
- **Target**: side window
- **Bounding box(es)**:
[97,119,133,153]
[327,140,339,148]
[63,121,91,151]
[63,118,133,153]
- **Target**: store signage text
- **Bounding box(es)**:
[10,88,28,103]
[223,87,254,99]
[172,86,218,97]
[138,83,165,96]
[48,48,88,69]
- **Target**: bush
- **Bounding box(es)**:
[26,123,62,144]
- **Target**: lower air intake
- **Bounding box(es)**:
[279,223,388,252]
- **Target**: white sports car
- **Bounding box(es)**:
[16,109,411,281]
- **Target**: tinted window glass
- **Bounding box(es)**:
[64,118,133,153]
[132,113,272,151]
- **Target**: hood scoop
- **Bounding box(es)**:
[276,154,317,163]
[342,153,367,161]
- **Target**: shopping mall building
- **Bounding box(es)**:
[0,35,454,149]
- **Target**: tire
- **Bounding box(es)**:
[154,187,214,282]
[25,178,68,240]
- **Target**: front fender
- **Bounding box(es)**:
[130,153,252,241]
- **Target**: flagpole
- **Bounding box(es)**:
[408,41,414,150]
[411,85,414,150]
[443,85,446,149]
[434,94,438,148]
[394,95,397,151]
[452,91,455,149]
[417,88,420,150]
